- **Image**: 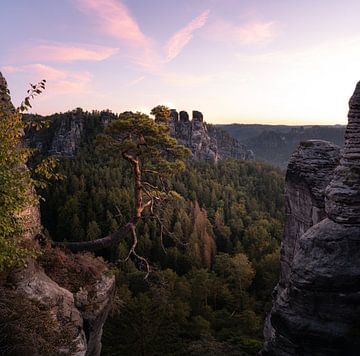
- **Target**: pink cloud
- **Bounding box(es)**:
[75,0,161,68]
[2,64,92,94]
[76,0,150,48]
[165,10,210,62]
[23,42,118,62]
[204,20,276,45]
[75,0,210,67]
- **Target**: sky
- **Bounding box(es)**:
[2,0,360,124]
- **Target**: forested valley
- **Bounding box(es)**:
[32,111,285,355]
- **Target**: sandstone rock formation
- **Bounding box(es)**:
[75,274,115,356]
[279,140,341,286]
[169,110,253,162]
[207,124,255,161]
[9,258,115,356]
[262,83,360,355]
[49,112,84,156]
[0,73,115,356]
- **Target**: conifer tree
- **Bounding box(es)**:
[62,109,190,276]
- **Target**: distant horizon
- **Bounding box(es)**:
[2,0,360,125]
[24,105,347,127]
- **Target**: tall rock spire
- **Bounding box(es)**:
[262,81,360,355]
[326,81,360,224]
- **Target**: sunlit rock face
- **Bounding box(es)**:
[262,82,360,355]
[49,113,84,156]
[169,110,253,162]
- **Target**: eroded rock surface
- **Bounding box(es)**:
[50,113,84,156]
[262,82,360,355]
[170,110,253,162]
[279,140,340,286]
[75,275,115,356]
[0,73,115,356]
[7,258,115,356]
[326,81,360,224]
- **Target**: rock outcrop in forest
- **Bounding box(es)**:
[28,108,254,163]
[262,82,360,355]
[169,110,254,162]
[0,73,115,356]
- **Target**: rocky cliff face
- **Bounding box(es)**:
[27,108,113,157]
[0,73,115,356]
[170,110,253,162]
[28,108,253,162]
[49,112,84,156]
[7,252,115,356]
[207,124,255,160]
[262,83,360,355]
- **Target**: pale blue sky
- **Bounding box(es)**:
[2,0,360,124]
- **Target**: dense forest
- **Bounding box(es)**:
[32,111,285,355]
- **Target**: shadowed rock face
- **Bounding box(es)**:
[326,81,360,224]
[262,82,360,355]
[279,140,340,287]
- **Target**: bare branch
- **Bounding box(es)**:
[153,215,189,247]
[52,222,132,252]
[121,223,151,279]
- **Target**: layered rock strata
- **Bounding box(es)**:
[262,82,360,355]
[279,140,341,286]
[326,81,360,224]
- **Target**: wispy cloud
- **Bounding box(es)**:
[75,0,210,67]
[2,64,92,94]
[76,0,150,48]
[22,42,119,62]
[204,19,276,45]
[127,75,146,87]
[165,10,210,62]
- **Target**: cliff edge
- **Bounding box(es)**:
[0,72,115,356]
[262,82,360,355]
